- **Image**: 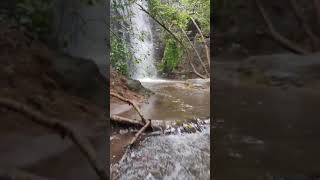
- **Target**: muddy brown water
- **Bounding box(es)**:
[111,79,210,179]
[120,80,210,121]
[213,76,320,179]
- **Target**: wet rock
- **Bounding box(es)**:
[126,79,154,96]
[51,54,107,107]
[119,129,128,135]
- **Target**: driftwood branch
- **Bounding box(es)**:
[0,98,108,180]
[255,0,309,55]
[118,120,151,164]
[289,0,320,50]
[190,17,210,67]
[129,120,151,146]
[111,115,144,127]
[110,92,146,124]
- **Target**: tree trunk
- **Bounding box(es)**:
[0,97,108,180]
[190,17,210,67]
[180,27,209,77]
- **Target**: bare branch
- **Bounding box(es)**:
[190,61,206,79]
[289,0,320,50]
[135,3,185,48]
[255,0,309,55]
[118,120,151,164]
[0,98,108,180]
[180,27,209,77]
[190,17,210,67]
[129,120,151,146]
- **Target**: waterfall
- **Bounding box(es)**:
[112,0,157,80]
[53,0,108,77]
[128,0,157,79]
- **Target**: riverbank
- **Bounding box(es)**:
[0,24,107,179]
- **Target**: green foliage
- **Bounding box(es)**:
[181,0,210,34]
[111,35,131,76]
[149,0,190,29]
[149,0,210,33]
[160,37,183,73]
[148,0,209,74]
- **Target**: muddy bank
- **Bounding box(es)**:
[0,25,106,179]
[110,68,153,104]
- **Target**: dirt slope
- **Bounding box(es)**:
[0,24,106,135]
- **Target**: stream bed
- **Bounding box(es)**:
[111,79,210,180]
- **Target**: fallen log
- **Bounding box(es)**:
[110,92,147,124]
[111,115,144,127]
[0,97,108,180]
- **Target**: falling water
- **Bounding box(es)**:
[114,126,210,180]
[128,0,157,79]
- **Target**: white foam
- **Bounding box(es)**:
[138,78,183,83]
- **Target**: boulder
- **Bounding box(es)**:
[126,79,154,96]
[51,54,107,108]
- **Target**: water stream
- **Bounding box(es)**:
[116,127,210,180]
[111,79,210,179]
